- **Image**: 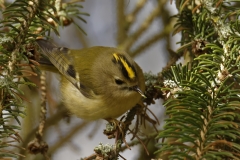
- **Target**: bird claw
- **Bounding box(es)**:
[104,119,126,141]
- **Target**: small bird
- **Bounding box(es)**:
[36,39,145,120]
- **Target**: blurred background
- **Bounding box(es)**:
[18,0,180,159]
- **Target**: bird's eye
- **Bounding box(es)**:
[115,79,124,85]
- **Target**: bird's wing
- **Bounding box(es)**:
[36,39,80,90]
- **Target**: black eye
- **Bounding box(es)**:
[115,79,124,85]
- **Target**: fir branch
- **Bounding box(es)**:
[0,0,57,158]
[0,0,88,158]
[157,0,240,159]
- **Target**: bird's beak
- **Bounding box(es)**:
[130,85,147,98]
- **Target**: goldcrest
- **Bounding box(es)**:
[36,39,145,120]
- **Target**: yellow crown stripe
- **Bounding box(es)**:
[120,58,135,79]
[113,53,135,79]
[113,53,120,61]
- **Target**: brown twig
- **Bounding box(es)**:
[20,106,69,159]
[161,49,183,73]
[125,0,147,32]
[130,22,173,58]
[117,0,126,44]
[119,0,168,52]
[48,121,89,154]
[118,154,127,160]
[88,121,102,138]
[27,71,49,159]
[83,153,97,160]
[128,128,149,155]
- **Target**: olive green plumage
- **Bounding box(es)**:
[36,39,145,120]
